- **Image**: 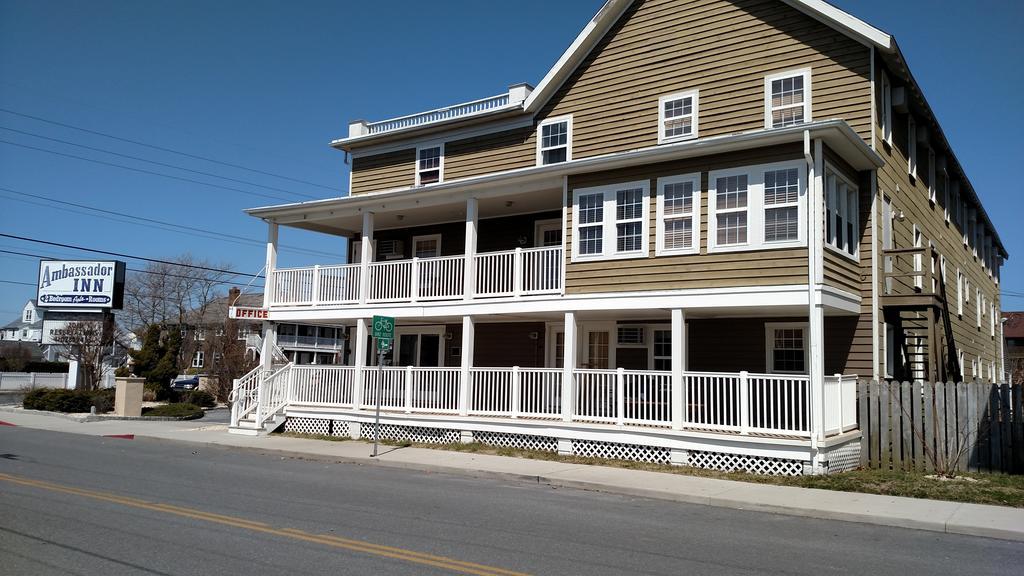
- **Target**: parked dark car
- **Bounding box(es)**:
[170,376,200,391]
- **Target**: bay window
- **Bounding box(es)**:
[572,180,650,261]
[708,161,805,252]
[824,165,859,258]
[655,173,700,255]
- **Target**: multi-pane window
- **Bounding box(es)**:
[708,161,805,252]
[537,116,571,165]
[881,71,892,145]
[617,326,645,346]
[767,324,807,374]
[956,269,964,316]
[194,328,206,341]
[23,310,31,322]
[763,168,800,243]
[616,188,645,252]
[715,175,748,246]
[577,193,604,256]
[653,330,671,371]
[416,145,442,185]
[412,235,441,258]
[192,351,204,368]
[572,181,649,261]
[825,167,859,257]
[656,174,699,255]
[765,69,810,128]
[658,90,698,143]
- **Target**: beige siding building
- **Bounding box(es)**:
[231,0,1007,475]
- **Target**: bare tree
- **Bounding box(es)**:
[50,317,118,391]
[206,319,257,402]
[122,254,237,332]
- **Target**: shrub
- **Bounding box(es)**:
[143,382,179,402]
[114,365,132,377]
[22,388,50,410]
[143,403,203,419]
[23,388,114,413]
[90,389,116,413]
[182,390,215,408]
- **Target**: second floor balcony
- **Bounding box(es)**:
[271,245,562,307]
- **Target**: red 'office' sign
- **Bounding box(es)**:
[229,306,269,320]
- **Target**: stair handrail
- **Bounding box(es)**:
[256,362,294,428]
[229,365,263,427]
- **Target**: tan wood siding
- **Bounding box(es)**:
[350,149,415,194]
[565,145,808,294]
[445,127,535,180]
[873,55,1001,379]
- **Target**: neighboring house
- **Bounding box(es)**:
[1004,312,1024,384]
[1,300,44,343]
[232,0,1006,474]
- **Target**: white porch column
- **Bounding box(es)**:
[464,198,478,300]
[459,316,474,416]
[807,137,827,449]
[671,309,686,430]
[263,222,278,308]
[260,321,277,372]
[359,211,374,305]
[561,311,577,422]
[352,318,368,409]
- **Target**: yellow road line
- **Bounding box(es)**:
[0,472,530,576]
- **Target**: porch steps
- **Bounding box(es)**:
[228,411,286,436]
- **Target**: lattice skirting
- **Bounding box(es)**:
[571,439,672,464]
[283,417,349,438]
[473,431,558,453]
[687,450,804,476]
[825,440,861,474]
[359,423,461,445]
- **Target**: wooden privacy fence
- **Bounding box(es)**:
[859,380,1024,474]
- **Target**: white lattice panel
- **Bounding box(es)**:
[825,441,860,474]
[284,417,330,436]
[571,440,671,464]
[688,450,803,476]
[330,420,351,438]
[473,431,557,453]
[359,423,461,444]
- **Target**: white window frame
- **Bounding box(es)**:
[657,89,699,144]
[912,224,923,290]
[708,160,806,253]
[880,70,892,145]
[415,142,444,186]
[651,328,673,371]
[907,115,918,178]
[824,164,860,261]
[195,328,206,342]
[927,148,936,203]
[764,68,812,129]
[571,180,650,262]
[765,322,809,375]
[956,268,963,317]
[616,325,647,347]
[976,288,982,329]
[655,173,700,256]
[192,351,204,368]
[536,115,572,166]
[411,234,442,259]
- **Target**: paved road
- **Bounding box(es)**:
[1,426,1021,576]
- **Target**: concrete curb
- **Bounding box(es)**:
[123,433,1024,543]
[0,405,205,422]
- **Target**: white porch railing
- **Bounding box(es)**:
[290,365,355,407]
[366,93,510,135]
[276,333,345,350]
[823,373,858,436]
[229,365,262,425]
[270,247,562,307]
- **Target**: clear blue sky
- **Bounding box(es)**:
[1,0,1022,321]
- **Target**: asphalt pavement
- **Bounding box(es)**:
[1,425,1022,575]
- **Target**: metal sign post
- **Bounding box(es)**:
[371,316,394,458]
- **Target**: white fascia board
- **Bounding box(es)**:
[523,0,632,114]
[247,120,881,224]
[782,0,892,51]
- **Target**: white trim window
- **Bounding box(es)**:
[537,115,571,165]
[192,351,204,368]
[824,165,859,258]
[907,115,918,178]
[652,329,672,371]
[765,69,811,129]
[880,70,892,145]
[412,234,441,258]
[976,288,982,329]
[655,173,700,255]
[571,180,650,261]
[927,148,936,203]
[658,90,698,143]
[415,143,443,186]
[616,326,646,346]
[708,161,806,252]
[194,328,206,342]
[766,323,808,374]
[956,268,963,316]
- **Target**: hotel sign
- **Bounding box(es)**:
[229,306,269,320]
[37,260,125,309]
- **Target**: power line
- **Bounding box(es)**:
[0,279,35,287]
[0,186,343,259]
[0,107,344,193]
[0,233,263,279]
[0,125,319,200]
[0,139,293,203]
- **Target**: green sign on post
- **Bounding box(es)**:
[376,337,392,352]
[372,315,394,339]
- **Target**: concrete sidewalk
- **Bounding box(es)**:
[2,407,1022,542]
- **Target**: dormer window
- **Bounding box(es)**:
[416,144,443,185]
[658,90,698,143]
[24,310,32,322]
[765,69,811,129]
[537,116,571,165]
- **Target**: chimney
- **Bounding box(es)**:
[228,287,241,306]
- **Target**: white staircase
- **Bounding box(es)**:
[228,362,293,436]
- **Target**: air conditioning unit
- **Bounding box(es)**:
[378,239,405,260]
